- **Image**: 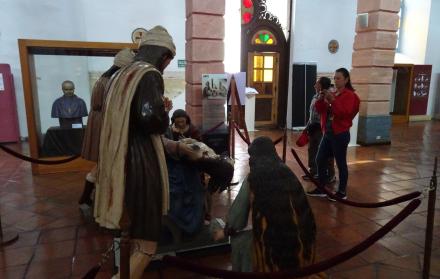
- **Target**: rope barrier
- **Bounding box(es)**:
[163,198,420,278]
[233,122,250,146]
[201,121,225,137]
[272,136,283,146]
[0,143,80,165]
[290,148,422,208]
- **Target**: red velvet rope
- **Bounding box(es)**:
[233,122,251,146]
[290,148,421,208]
[272,136,283,146]
[0,143,80,165]
[201,121,225,137]
[163,198,421,278]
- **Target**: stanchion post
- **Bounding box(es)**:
[119,229,130,279]
[229,78,237,159]
[282,127,287,162]
[423,156,437,279]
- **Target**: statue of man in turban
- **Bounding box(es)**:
[94,26,182,279]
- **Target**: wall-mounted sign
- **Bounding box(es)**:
[328,39,339,54]
[178,59,186,68]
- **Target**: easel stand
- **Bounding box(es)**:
[228,77,251,158]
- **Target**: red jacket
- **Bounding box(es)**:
[315,88,360,135]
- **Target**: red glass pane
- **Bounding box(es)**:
[243,12,252,24]
[243,0,253,9]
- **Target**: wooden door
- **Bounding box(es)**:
[248,52,279,126]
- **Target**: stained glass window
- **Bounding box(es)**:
[252,30,277,45]
[241,0,254,25]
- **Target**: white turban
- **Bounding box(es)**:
[140,25,176,57]
[114,48,135,67]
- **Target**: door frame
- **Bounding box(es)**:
[391,64,414,124]
[247,51,279,126]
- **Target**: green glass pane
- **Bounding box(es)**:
[262,33,269,42]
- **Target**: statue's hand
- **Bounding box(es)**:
[164,97,173,112]
[179,143,204,161]
[212,229,225,241]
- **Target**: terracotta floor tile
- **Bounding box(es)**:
[71,253,114,277]
[3,230,40,251]
[13,214,57,231]
[38,226,77,244]
[75,237,113,256]
[0,264,27,279]
[376,264,421,279]
[418,253,440,277]
[328,256,369,273]
[0,246,34,269]
[33,239,75,263]
[326,226,366,246]
[25,257,72,279]
[1,122,440,278]
[359,243,398,263]
[327,264,377,279]
[378,235,424,256]
[378,255,421,272]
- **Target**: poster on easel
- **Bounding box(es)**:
[202,74,228,131]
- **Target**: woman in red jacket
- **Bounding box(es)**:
[307,68,360,200]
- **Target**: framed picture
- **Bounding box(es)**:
[202,74,228,100]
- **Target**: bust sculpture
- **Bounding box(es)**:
[51,80,88,128]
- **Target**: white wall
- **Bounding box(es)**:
[395,0,431,64]
[0,0,185,137]
[0,0,87,137]
[78,0,185,72]
[287,0,357,127]
[424,0,440,117]
[224,0,241,73]
[292,0,356,73]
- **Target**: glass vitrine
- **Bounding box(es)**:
[18,39,135,174]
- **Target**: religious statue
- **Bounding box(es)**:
[212,137,320,275]
[51,80,88,128]
[79,48,135,208]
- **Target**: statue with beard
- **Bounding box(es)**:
[95,26,181,279]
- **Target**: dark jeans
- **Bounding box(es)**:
[316,131,350,194]
[308,124,335,177]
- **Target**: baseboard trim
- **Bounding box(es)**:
[409,115,432,121]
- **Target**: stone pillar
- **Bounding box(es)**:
[352,0,400,145]
[185,0,225,128]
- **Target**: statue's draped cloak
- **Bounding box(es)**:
[95,61,169,241]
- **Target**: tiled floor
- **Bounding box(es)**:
[0,121,439,278]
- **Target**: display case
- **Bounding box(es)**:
[18,39,135,174]
[390,64,432,123]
